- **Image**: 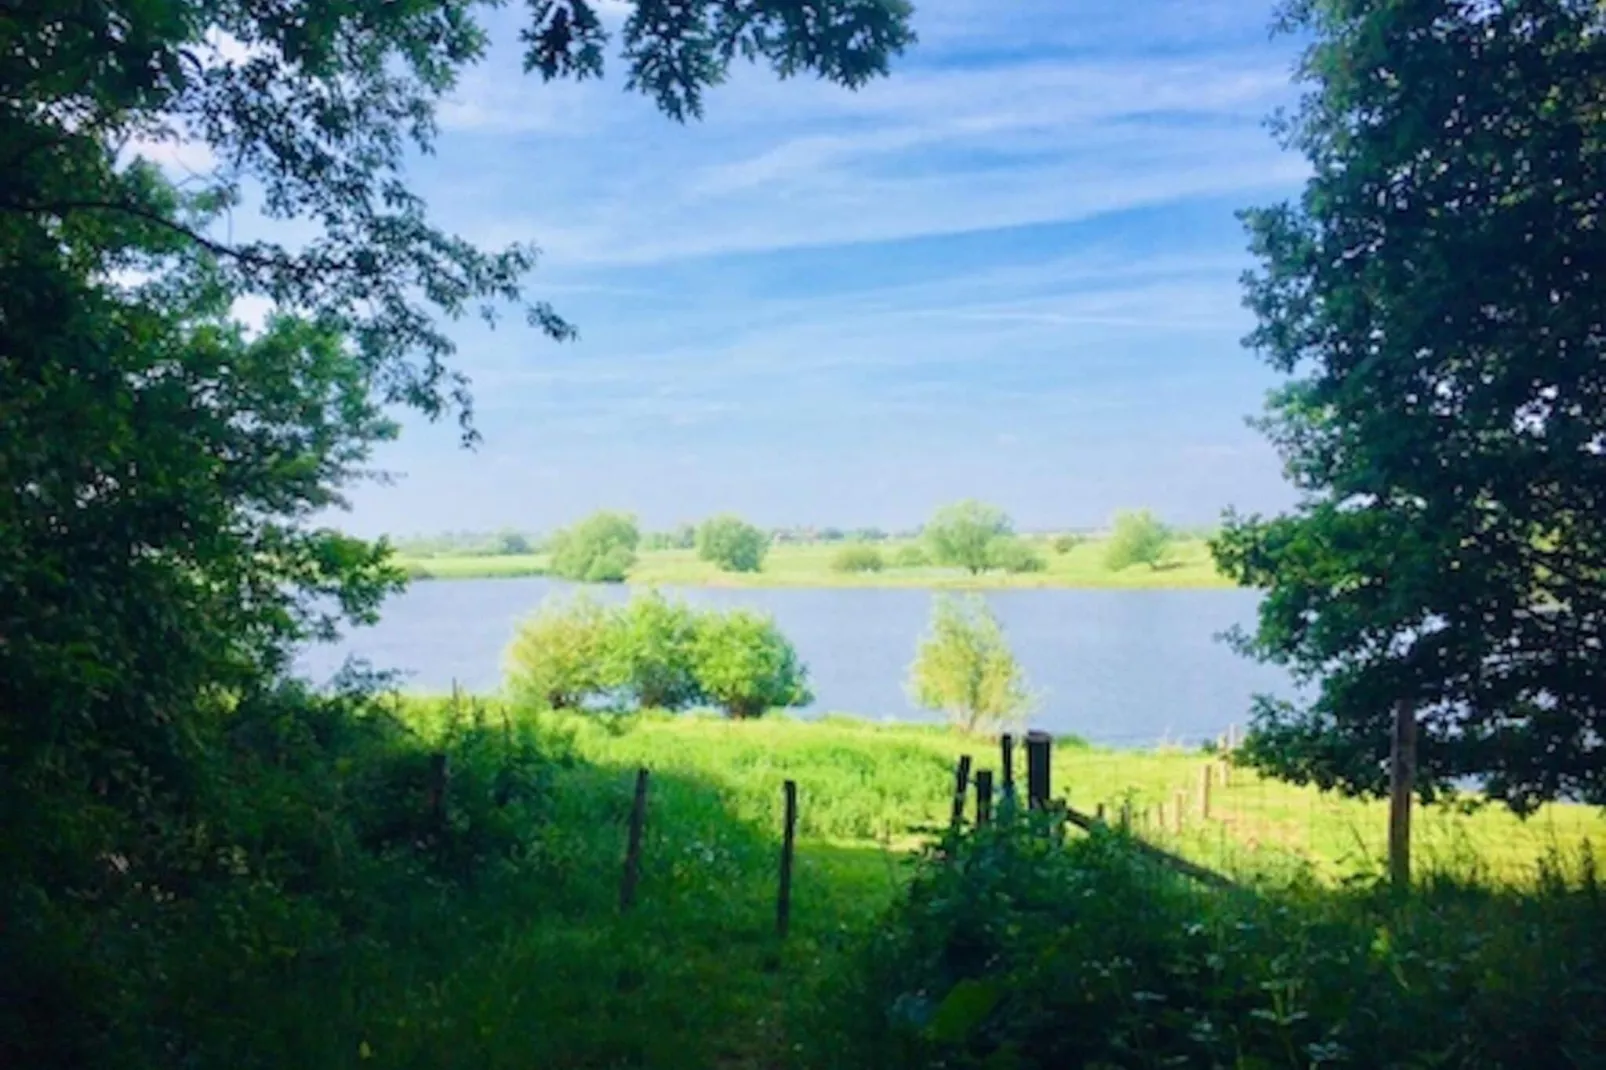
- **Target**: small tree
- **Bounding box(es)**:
[1103,510,1171,572]
[692,610,812,719]
[988,537,1047,574]
[832,543,886,573]
[908,595,1030,733]
[1051,533,1082,554]
[697,514,769,573]
[497,529,532,555]
[925,500,1014,574]
[504,595,621,710]
[894,544,931,568]
[548,511,640,582]
[610,591,704,710]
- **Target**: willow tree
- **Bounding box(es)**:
[1213,0,1606,812]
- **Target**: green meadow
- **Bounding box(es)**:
[398,535,1233,588]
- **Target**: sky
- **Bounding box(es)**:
[329,0,1311,537]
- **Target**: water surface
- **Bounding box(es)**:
[295,579,1290,746]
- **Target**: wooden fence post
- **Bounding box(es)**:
[1025,731,1052,810]
[778,779,798,938]
[950,755,973,830]
[1198,764,1212,820]
[620,767,650,912]
[1173,790,1187,832]
[426,751,450,831]
[975,770,994,826]
[1119,800,1132,831]
[1389,700,1416,891]
[1000,733,1015,801]
[1095,802,1106,823]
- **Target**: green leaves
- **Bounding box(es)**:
[907,595,1030,733]
[696,513,769,573]
[925,500,1014,575]
[547,510,641,582]
[1103,509,1171,572]
[1218,0,1606,810]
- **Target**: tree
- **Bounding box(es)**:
[1052,533,1083,554]
[3,3,912,1059]
[497,530,533,555]
[894,544,931,568]
[925,500,1014,574]
[504,594,621,710]
[691,610,812,719]
[832,543,886,573]
[908,596,1030,733]
[697,514,769,573]
[988,537,1047,574]
[1213,0,1606,813]
[1103,510,1171,572]
[610,591,704,710]
[548,511,640,582]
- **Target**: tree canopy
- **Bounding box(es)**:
[548,511,641,582]
[1104,510,1171,572]
[697,513,769,572]
[907,595,1030,733]
[1212,0,1606,813]
[2,3,914,1061]
[925,500,1014,574]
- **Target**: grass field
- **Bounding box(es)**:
[398,536,1233,588]
[317,700,1604,1068]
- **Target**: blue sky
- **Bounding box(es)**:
[336,0,1309,537]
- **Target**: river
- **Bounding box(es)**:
[296,579,1290,746]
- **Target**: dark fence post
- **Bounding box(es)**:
[777,779,798,938]
[426,751,450,831]
[950,754,973,830]
[1000,734,1015,800]
[975,770,994,826]
[1389,700,1416,891]
[620,767,650,912]
[1025,731,1052,810]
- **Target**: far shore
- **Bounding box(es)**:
[395,537,1237,590]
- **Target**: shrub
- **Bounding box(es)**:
[1103,508,1171,571]
[987,537,1047,574]
[548,511,639,582]
[907,595,1030,732]
[504,594,622,709]
[1051,533,1081,554]
[893,544,931,568]
[696,514,769,572]
[832,543,886,573]
[925,500,1013,574]
[843,821,1606,1070]
[611,591,703,710]
[691,610,812,719]
[497,529,532,555]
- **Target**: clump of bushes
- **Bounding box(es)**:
[987,537,1047,574]
[833,543,886,573]
[505,592,812,719]
[696,513,768,572]
[894,544,931,568]
[547,510,640,582]
[832,817,1606,1070]
[1050,533,1082,554]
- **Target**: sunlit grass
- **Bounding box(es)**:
[397,536,1233,589]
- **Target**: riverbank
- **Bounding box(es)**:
[398,536,1235,588]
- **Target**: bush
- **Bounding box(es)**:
[893,544,931,568]
[497,529,532,555]
[841,820,1606,1070]
[1103,508,1171,572]
[1050,533,1081,554]
[611,590,703,710]
[504,594,622,709]
[832,543,886,573]
[987,537,1046,574]
[696,514,769,572]
[691,610,813,719]
[548,511,640,582]
[907,595,1030,732]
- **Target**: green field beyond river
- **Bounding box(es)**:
[399,535,1231,589]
